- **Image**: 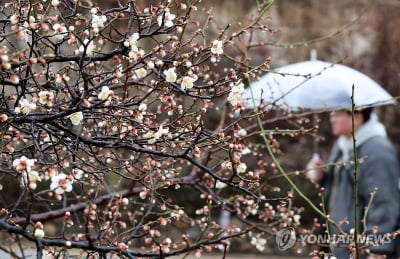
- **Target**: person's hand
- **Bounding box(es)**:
[306,153,324,182]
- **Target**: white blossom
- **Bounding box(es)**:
[180,75,197,90]
[38,91,54,105]
[51,0,60,7]
[50,173,74,194]
[227,81,245,108]
[241,147,251,155]
[293,214,301,224]
[90,8,98,14]
[157,11,176,27]
[17,22,30,41]
[34,229,45,238]
[163,68,177,83]
[139,191,147,199]
[79,39,96,55]
[10,14,20,24]
[23,170,41,183]
[146,61,155,69]
[52,23,68,40]
[120,197,129,205]
[98,86,113,100]
[0,114,8,121]
[13,156,35,172]
[28,16,35,24]
[153,126,169,140]
[251,236,267,252]
[211,40,224,55]
[72,168,84,179]
[15,98,37,115]
[69,111,83,126]
[124,33,141,59]
[22,170,41,190]
[91,14,107,33]
[236,128,247,137]
[1,54,9,62]
[129,48,145,60]
[10,74,20,84]
[236,162,247,174]
[124,33,140,51]
[144,126,169,144]
[138,103,147,112]
[135,112,144,123]
[215,180,227,189]
[135,67,147,79]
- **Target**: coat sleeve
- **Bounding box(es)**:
[357,137,400,255]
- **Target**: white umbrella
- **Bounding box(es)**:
[242,60,396,111]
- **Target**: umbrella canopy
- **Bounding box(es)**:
[242,60,396,111]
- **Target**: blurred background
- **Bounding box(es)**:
[198,0,400,171]
[191,0,400,256]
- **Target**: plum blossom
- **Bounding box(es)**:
[138,103,147,112]
[180,75,197,90]
[235,128,247,137]
[124,33,140,50]
[79,39,96,55]
[119,197,129,206]
[1,54,10,69]
[50,173,74,194]
[10,14,19,24]
[251,236,267,252]
[91,14,107,34]
[0,114,8,121]
[51,0,60,7]
[52,23,68,40]
[34,228,45,238]
[163,68,177,83]
[22,170,41,190]
[15,98,37,115]
[16,22,29,41]
[38,91,54,106]
[195,249,202,258]
[92,14,107,27]
[293,214,301,224]
[157,10,176,27]
[13,156,35,172]
[69,111,83,125]
[98,86,113,100]
[124,33,141,59]
[135,112,144,123]
[72,168,84,180]
[139,190,147,199]
[241,147,251,155]
[215,180,227,189]
[134,68,147,79]
[227,81,245,108]
[211,40,223,55]
[10,74,19,84]
[236,162,247,174]
[143,126,169,144]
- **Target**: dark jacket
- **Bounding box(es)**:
[321,135,400,259]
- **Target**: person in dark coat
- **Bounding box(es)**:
[307,108,400,259]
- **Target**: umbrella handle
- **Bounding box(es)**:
[312,113,319,155]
